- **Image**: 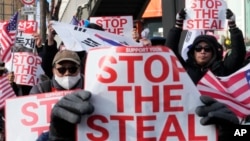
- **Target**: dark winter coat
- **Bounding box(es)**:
[166,27,246,84]
[29,75,84,94]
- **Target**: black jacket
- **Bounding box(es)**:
[166,27,246,84]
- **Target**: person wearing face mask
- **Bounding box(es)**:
[29,49,83,93]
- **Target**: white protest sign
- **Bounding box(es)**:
[184,0,227,30]
[6,52,44,86]
[16,20,38,49]
[77,46,216,141]
[5,90,73,141]
[51,21,142,52]
[90,16,133,38]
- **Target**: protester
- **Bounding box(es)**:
[166,8,246,85]
[165,8,247,141]
[29,50,94,141]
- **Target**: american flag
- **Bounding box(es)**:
[0,74,16,109]
[0,12,18,62]
[70,16,89,27]
[197,63,250,118]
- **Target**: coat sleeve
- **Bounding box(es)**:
[223,27,246,74]
[165,27,186,67]
[41,40,58,79]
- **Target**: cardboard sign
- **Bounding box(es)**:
[5,90,73,141]
[6,52,44,86]
[184,0,227,30]
[90,16,133,38]
[78,46,216,141]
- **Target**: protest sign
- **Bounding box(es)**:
[51,21,141,52]
[78,46,216,141]
[184,0,227,30]
[16,20,38,49]
[5,90,73,141]
[90,16,133,38]
[5,52,44,86]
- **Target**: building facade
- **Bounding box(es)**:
[0,0,22,21]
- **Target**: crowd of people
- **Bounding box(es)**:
[0,7,249,141]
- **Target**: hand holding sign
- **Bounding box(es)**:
[49,90,94,140]
[175,8,187,28]
[226,9,236,29]
[195,95,239,126]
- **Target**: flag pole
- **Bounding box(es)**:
[10,12,20,73]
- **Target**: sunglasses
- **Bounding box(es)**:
[56,66,78,74]
[194,45,212,52]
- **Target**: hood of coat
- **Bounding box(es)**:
[186,34,223,67]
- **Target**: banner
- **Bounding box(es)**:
[5,52,44,86]
[5,90,73,141]
[78,46,216,141]
[90,16,133,38]
[15,20,38,49]
[51,21,142,52]
[184,0,227,30]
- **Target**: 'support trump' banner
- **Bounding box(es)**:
[78,46,216,141]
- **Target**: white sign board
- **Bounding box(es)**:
[77,46,216,141]
[5,90,73,141]
[184,0,227,30]
[90,16,133,38]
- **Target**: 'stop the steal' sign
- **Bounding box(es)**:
[184,0,227,30]
[78,46,217,141]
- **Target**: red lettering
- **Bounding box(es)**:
[188,114,208,140]
[145,55,169,82]
[21,102,38,126]
[170,56,185,82]
[160,115,185,141]
[135,86,159,113]
[108,86,132,112]
[137,116,156,141]
[119,56,143,83]
[164,84,184,112]
[87,115,109,140]
[97,56,117,83]
[31,126,49,136]
[40,99,58,123]
[110,115,134,141]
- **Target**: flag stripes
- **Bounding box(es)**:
[0,75,16,109]
[197,65,250,118]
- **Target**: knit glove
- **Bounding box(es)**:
[196,95,239,141]
[226,9,236,29]
[49,90,94,141]
[175,8,186,28]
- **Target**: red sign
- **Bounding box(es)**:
[20,0,35,5]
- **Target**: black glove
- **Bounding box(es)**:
[49,90,94,141]
[196,95,239,141]
[196,95,239,125]
[175,8,186,28]
[226,9,236,29]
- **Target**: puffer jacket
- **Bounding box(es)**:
[166,27,246,84]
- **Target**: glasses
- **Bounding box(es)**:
[194,45,212,52]
[55,66,78,74]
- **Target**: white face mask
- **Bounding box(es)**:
[54,73,81,89]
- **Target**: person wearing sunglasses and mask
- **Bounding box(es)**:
[165,8,247,141]
[166,8,246,85]
[30,50,94,141]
